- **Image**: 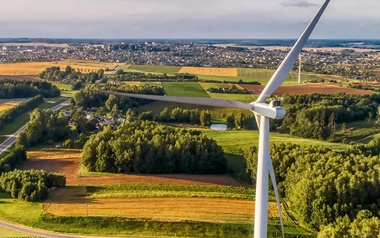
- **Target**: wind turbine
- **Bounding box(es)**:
[97,1,330,237]
[298,54,302,84]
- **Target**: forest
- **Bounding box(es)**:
[276,93,380,140]
[243,140,380,236]
[0,79,60,98]
[39,66,105,86]
[82,120,227,174]
[18,108,94,148]
[0,169,66,202]
[111,70,199,82]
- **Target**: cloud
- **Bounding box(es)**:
[281,1,318,8]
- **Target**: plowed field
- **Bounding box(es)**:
[24,149,240,186]
[239,84,372,95]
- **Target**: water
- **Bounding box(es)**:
[210,124,227,131]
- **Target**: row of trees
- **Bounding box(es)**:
[0,169,66,202]
[0,144,27,174]
[206,84,250,94]
[243,140,380,234]
[0,79,60,98]
[112,70,199,82]
[0,95,44,131]
[82,120,227,174]
[73,84,164,110]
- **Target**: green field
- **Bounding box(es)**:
[237,68,315,82]
[209,93,255,103]
[163,82,210,97]
[124,65,182,74]
[51,82,76,97]
[0,97,67,135]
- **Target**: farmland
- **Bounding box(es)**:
[25,148,240,186]
[0,100,22,112]
[0,60,119,76]
[179,67,238,77]
[239,84,372,95]
[126,65,182,74]
[162,82,210,97]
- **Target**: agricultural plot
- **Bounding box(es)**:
[238,68,314,82]
[126,65,182,74]
[239,84,372,96]
[180,67,238,77]
[44,196,260,224]
[0,60,119,75]
[0,100,21,112]
[24,148,240,186]
[162,82,209,97]
[209,93,255,103]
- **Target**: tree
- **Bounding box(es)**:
[200,110,211,126]
[105,94,118,111]
[226,113,235,129]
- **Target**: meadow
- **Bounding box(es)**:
[162,82,209,97]
[0,60,119,75]
[0,226,33,237]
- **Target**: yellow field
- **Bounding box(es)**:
[0,60,119,75]
[0,101,21,111]
[179,67,238,77]
[43,187,279,224]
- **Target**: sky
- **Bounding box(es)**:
[0,0,379,39]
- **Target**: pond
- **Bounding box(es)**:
[210,124,227,131]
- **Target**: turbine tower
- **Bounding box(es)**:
[98,1,330,237]
[298,54,302,84]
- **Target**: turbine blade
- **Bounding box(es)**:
[97,90,253,110]
[254,113,261,129]
[257,0,330,103]
[268,155,285,238]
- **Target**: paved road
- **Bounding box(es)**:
[0,99,71,155]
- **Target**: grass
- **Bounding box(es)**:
[86,184,255,200]
[163,82,209,97]
[126,65,182,74]
[0,97,67,135]
[0,60,119,75]
[0,226,33,237]
[51,82,76,97]
[209,93,255,103]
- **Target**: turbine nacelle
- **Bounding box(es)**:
[251,102,286,120]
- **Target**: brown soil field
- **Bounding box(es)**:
[0,75,39,81]
[239,84,372,96]
[0,101,21,111]
[43,187,275,223]
[25,149,240,186]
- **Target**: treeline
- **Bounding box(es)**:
[243,141,380,236]
[207,84,250,94]
[0,95,44,131]
[0,169,66,202]
[0,144,27,174]
[18,108,94,149]
[139,107,211,126]
[0,79,60,98]
[82,120,227,174]
[277,93,380,140]
[348,83,380,92]
[73,84,164,112]
[112,70,199,82]
[39,66,105,85]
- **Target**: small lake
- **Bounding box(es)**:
[210,124,227,131]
